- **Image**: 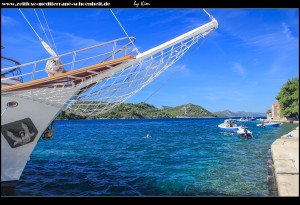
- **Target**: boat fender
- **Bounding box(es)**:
[42,129,55,141]
[42,121,55,140]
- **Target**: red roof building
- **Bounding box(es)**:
[267,102,286,121]
[272,102,281,120]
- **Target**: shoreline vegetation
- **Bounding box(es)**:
[56,76,298,121]
[56,102,265,120]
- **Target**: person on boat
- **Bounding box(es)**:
[240,128,251,138]
[45,58,66,76]
[244,129,249,137]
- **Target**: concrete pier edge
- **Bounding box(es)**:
[271,126,299,197]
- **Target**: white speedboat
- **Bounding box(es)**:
[250,117,256,121]
[257,122,282,128]
[218,119,239,132]
[1,9,218,192]
[238,117,250,122]
[237,127,253,138]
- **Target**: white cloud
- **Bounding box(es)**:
[232,62,247,78]
[282,22,297,41]
[244,33,280,48]
[215,9,298,56]
[1,16,18,25]
[53,31,102,53]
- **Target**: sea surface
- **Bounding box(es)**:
[9,118,297,196]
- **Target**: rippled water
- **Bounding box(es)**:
[9,118,297,196]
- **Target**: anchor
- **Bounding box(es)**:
[42,121,55,141]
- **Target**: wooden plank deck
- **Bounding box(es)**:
[1,56,135,92]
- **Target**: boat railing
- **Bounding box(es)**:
[1,56,23,82]
[1,37,136,84]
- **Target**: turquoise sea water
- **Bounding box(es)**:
[10,118,297,196]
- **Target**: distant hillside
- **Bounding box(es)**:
[97,102,170,119]
[57,102,263,119]
[58,102,217,119]
[161,103,217,118]
[58,102,171,119]
[214,110,265,118]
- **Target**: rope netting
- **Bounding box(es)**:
[66,34,204,116]
[2,18,218,117]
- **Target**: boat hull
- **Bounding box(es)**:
[1,180,18,195]
[218,125,239,132]
[1,87,78,189]
[257,123,281,127]
[1,96,60,184]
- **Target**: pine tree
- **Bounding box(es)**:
[276,77,299,119]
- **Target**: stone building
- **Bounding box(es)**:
[267,102,286,121]
[272,102,281,121]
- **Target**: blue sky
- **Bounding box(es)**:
[1,8,299,113]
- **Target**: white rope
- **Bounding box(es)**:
[144,36,208,103]
[109,9,140,54]
[203,8,214,20]
[41,9,59,55]
[19,9,42,41]
[34,9,51,46]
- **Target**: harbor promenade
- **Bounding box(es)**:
[271,126,299,196]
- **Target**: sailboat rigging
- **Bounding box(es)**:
[1,9,218,192]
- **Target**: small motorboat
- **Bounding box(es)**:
[237,127,252,138]
[237,117,250,122]
[218,119,239,132]
[257,122,282,128]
